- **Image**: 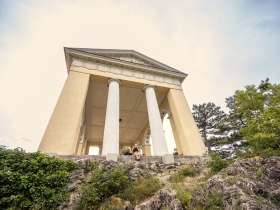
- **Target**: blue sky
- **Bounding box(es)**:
[0,0,279,151]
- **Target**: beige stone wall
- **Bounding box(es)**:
[38,71,90,155]
[167,88,206,155]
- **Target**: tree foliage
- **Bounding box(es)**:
[226,79,280,156]
[193,79,280,158]
[192,102,227,152]
[0,147,77,209]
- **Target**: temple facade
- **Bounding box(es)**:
[38,48,206,157]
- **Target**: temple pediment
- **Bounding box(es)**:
[107,55,153,67]
[64,48,187,79]
[72,48,156,67]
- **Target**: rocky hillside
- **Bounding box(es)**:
[203,156,280,209]
[59,156,280,210]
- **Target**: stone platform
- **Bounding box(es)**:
[57,155,204,164]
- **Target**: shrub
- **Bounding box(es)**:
[205,192,224,209]
[0,147,77,209]
[207,152,230,174]
[175,187,191,209]
[77,165,130,209]
[119,176,162,204]
[99,203,122,210]
[169,164,198,183]
[99,196,126,210]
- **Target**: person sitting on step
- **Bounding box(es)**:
[132,144,141,161]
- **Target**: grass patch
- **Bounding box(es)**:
[169,164,198,183]
[99,196,127,210]
[175,186,191,209]
[226,176,239,186]
[207,152,231,175]
[205,192,224,210]
[256,166,266,178]
[119,176,162,205]
[99,203,121,210]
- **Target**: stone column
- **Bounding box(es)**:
[98,146,102,155]
[143,144,152,156]
[38,71,90,155]
[144,85,169,155]
[82,139,88,155]
[142,128,152,156]
[102,78,121,155]
[169,116,183,154]
[76,124,86,155]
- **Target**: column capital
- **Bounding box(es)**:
[108,78,121,86]
[143,84,155,91]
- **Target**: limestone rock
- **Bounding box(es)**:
[59,159,91,210]
[129,167,144,179]
[201,156,280,210]
[59,156,203,209]
[134,188,184,210]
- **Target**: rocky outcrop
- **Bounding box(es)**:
[59,158,197,209]
[200,156,280,210]
[59,156,280,210]
[98,159,202,181]
[135,188,183,210]
[59,159,92,210]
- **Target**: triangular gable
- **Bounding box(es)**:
[66,48,186,76]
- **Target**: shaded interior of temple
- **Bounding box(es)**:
[83,75,170,154]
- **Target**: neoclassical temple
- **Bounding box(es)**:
[38,48,206,157]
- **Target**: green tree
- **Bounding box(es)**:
[226,79,280,156]
[192,102,227,152]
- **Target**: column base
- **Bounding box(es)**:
[162,154,175,164]
[106,153,118,162]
